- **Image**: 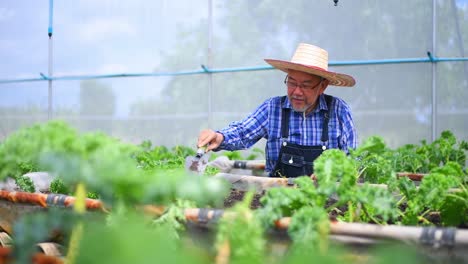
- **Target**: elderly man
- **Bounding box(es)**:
[198,43,357,178]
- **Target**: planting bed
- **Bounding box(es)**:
[0,121,467,263]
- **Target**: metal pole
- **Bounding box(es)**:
[431,0,437,142]
[207,0,213,128]
[48,0,54,120]
[207,0,213,127]
[451,0,468,78]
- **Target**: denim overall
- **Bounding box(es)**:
[272,95,333,178]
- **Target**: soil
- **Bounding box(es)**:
[222,189,344,217]
[223,189,264,209]
[222,189,365,220]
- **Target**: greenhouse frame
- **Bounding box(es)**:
[0,1,468,263]
[1,0,467,149]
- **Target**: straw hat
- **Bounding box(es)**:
[265,43,356,87]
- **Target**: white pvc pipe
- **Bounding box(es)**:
[432,0,437,142]
[207,0,213,127]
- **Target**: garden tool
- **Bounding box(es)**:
[207,156,266,173]
[185,146,210,174]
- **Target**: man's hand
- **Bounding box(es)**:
[310,174,317,182]
[197,129,224,152]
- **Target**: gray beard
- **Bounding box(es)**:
[292,104,312,113]
[289,95,313,113]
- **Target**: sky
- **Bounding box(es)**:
[0,1,208,116]
[0,0,467,118]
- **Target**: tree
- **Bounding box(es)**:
[130,1,467,148]
[79,80,116,133]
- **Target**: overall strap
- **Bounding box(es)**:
[321,94,334,142]
[281,95,333,142]
[280,96,290,139]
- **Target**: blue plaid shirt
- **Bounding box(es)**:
[217,94,357,174]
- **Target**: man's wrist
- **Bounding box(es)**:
[215,131,226,150]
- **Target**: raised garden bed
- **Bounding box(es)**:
[0,121,467,263]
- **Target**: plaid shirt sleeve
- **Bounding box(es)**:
[216,98,274,150]
[334,97,358,153]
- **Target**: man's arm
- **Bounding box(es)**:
[197,98,273,152]
[337,99,358,152]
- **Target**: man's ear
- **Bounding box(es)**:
[320,79,330,93]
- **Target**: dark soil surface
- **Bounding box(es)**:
[223,189,264,209]
[222,189,370,221]
[222,189,343,215]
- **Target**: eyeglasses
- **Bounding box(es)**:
[284,75,323,91]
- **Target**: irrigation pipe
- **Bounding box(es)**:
[1,55,468,85]
[180,208,468,248]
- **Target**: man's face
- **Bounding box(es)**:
[286,70,328,113]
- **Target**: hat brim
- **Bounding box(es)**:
[265,59,356,87]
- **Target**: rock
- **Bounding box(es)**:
[0,172,55,193]
[23,172,54,193]
[0,178,19,191]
